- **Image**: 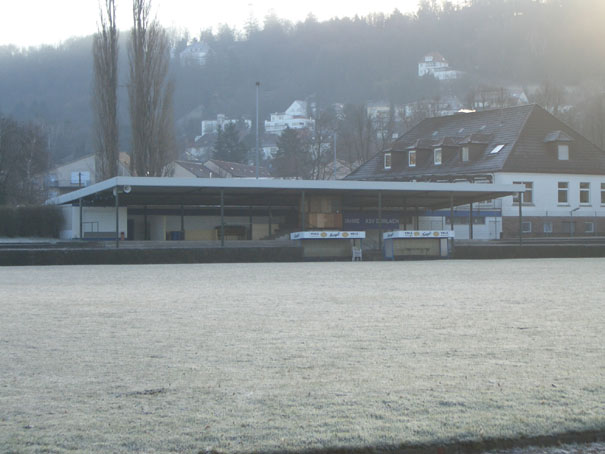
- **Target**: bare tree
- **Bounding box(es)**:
[0,117,49,205]
[340,104,376,165]
[128,0,176,177]
[533,79,566,115]
[309,109,337,180]
[92,0,119,181]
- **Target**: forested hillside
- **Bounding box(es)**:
[1,0,605,165]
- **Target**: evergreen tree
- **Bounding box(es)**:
[272,127,310,178]
[212,123,248,163]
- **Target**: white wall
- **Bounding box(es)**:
[63,206,128,239]
[496,172,605,218]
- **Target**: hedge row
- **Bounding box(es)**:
[0,206,63,238]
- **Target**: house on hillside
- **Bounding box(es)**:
[179,40,210,66]
[46,153,131,198]
[366,101,405,139]
[418,52,462,80]
[346,104,605,239]
[260,133,279,160]
[200,114,252,137]
[189,116,252,161]
[470,86,530,110]
[265,100,315,135]
[171,159,272,179]
[403,95,464,121]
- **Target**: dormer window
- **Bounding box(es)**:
[558,144,569,160]
[461,146,469,162]
[409,150,416,167]
[544,131,574,160]
[384,152,392,170]
[434,148,442,165]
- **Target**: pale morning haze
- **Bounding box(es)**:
[0,0,433,47]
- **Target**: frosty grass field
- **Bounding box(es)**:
[1,259,604,453]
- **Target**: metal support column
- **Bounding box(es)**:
[79,198,83,240]
[115,186,119,249]
[450,194,455,231]
[518,192,523,246]
[402,197,407,230]
[144,205,148,240]
[268,206,272,238]
[301,191,306,230]
[469,202,474,240]
[378,192,383,250]
[255,81,260,179]
[180,204,185,241]
[248,206,253,240]
[414,207,419,230]
[220,190,225,247]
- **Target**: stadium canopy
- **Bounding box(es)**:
[48,176,525,211]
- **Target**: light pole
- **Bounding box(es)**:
[255,81,260,179]
[570,207,580,237]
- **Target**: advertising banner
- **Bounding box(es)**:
[383,230,455,240]
[290,231,366,240]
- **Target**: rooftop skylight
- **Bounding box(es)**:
[489,144,505,154]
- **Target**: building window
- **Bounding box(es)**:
[558,144,569,160]
[580,182,590,204]
[543,222,553,234]
[558,182,568,204]
[434,148,442,165]
[384,152,392,170]
[513,182,533,204]
[585,222,595,234]
[409,150,416,167]
[602,183,605,204]
[522,221,532,233]
[461,146,469,162]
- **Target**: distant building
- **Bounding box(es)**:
[172,159,272,179]
[323,159,359,180]
[260,133,280,160]
[403,95,464,120]
[265,100,315,135]
[200,114,251,137]
[179,40,210,66]
[471,86,529,110]
[46,153,131,198]
[418,52,462,80]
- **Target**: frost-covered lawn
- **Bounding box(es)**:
[0,259,604,453]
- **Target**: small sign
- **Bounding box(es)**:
[343,211,400,230]
[383,230,454,240]
[290,231,366,240]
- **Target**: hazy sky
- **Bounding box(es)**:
[0,0,431,48]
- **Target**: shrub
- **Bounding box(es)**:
[0,205,63,238]
[0,207,18,237]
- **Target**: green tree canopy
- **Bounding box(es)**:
[212,122,249,163]
[272,127,310,178]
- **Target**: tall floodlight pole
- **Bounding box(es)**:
[255,81,260,179]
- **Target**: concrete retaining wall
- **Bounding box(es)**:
[0,247,303,266]
[453,244,605,259]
